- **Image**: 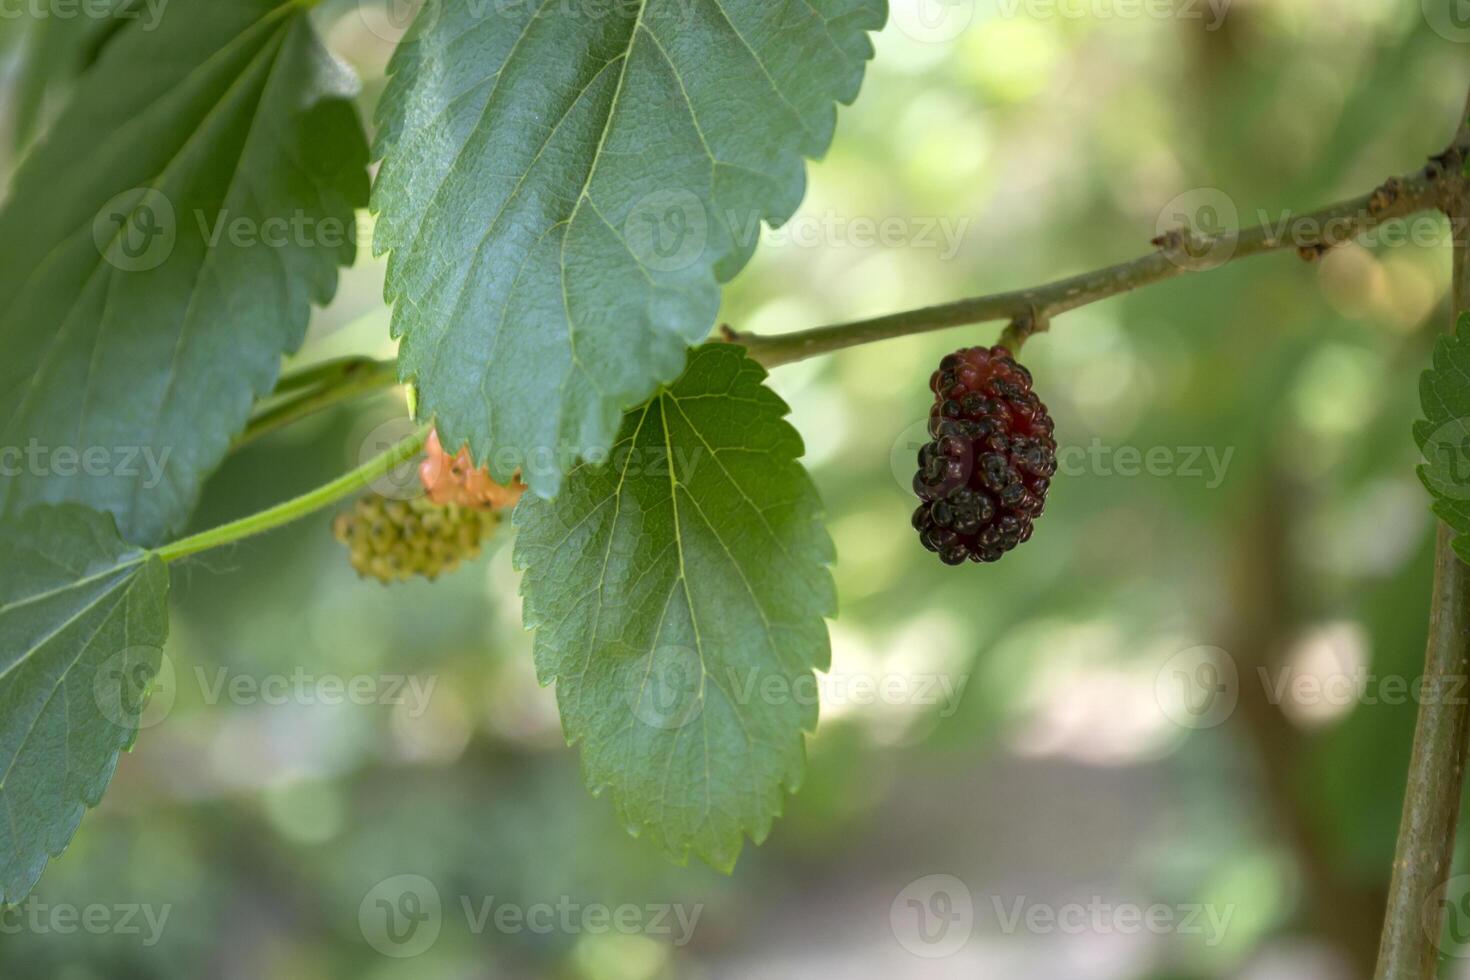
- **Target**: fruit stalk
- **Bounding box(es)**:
[234,357,400,451]
[154,426,430,564]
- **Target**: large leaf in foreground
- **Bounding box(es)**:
[515,344,836,870]
[9,0,133,150]
[1417,313,1470,561]
[373,0,886,497]
[0,0,369,546]
[0,505,169,904]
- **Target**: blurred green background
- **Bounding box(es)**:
[2,1,1467,977]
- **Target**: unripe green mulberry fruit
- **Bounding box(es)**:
[333,494,501,584]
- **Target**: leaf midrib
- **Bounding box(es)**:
[653,392,710,831]
[0,570,138,791]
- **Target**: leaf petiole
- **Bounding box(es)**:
[235,357,400,451]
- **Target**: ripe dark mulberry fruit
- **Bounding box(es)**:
[333,493,501,584]
[912,345,1057,565]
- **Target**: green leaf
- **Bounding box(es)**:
[372,0,885,497]
[0,505,169,905]
[514,344,836,870]
[1416,313,1470,562]
[0,1,370,546]
[10,0,134,151]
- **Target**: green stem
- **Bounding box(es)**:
[997,311,1049,357]
[235,358,399,451]
[155,425,429,564]
[270,356,389,397]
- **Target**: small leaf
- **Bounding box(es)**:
[1417,313,1470,562]
[372,0,886,497]
[0,0,370,546]
[0,505,169,905]
[515,344,836,871]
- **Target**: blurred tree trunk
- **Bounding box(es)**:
[1224,469,1385,979]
